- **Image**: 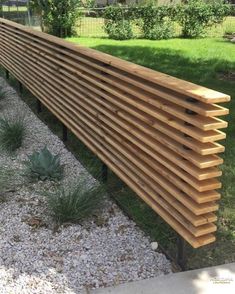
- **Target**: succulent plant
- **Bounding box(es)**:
[24,146,64,181]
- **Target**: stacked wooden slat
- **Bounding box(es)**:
[0,18,230,248]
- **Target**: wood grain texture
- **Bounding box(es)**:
[0,18,229,248]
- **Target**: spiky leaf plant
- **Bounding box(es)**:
[0,114,26,153]
[44,179,106,224]
[24,146,64,181]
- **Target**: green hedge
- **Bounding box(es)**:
[104,6,133,40]
[103,1,231,40]
[175,0,231,38]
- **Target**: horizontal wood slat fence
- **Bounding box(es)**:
[0,18,230,248]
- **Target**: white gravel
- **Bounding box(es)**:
[0,77,172,293]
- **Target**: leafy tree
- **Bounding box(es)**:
[30,0,81,37]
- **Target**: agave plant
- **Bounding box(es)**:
[24,146,64,181]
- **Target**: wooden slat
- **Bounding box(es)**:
[0,46,223,193]
[0,59,217,248]
[0,36,224,173]
[0,51,221,211]
[0,56,217,237]
[9,30,225,131]
[1,23,229,118]
[0,19,230,103]
[0,52,222,188]
[0,30,227,158]
[0,18,229,248]
[0,28,228,138]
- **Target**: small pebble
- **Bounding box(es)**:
[151,242,159,251]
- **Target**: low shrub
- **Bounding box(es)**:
[29,0,82,37]
[135,4,175,40]
[176,0,231,38]
[143,21,174,40]
[24,146,64,181]
[0,114,26,153]
[103,2,230,40]
[44,179,105,223]
[104,5,133,40]
[104,20,133,40]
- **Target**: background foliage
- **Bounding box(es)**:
[30,0,82,37]
[103,1,231,40]
[175,0,231,38]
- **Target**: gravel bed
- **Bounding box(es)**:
[0,77,172,293]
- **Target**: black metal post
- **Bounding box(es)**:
[5,69,9,80]
[62,123,68,142]
[37,99,42,113]
[177,235,187,271]
[102,163,108,183]
[18,81,23,94]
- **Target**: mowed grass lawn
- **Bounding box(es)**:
[66,36,235,269]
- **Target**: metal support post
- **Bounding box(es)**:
[62,123,68,142]
[5,69,9,80]
[177,235,187,270]
[37,99,42,113]
[18,81,23,94]
[102,163,108,183]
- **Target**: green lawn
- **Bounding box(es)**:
[65,36,235,269]
[1,35,234,270]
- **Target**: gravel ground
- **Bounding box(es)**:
[0,77,172,294]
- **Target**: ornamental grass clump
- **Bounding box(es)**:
[0,114,26,153]
[44,179,106,224]
[24,146,64,181]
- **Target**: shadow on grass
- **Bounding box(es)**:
[91,43,235,155]
[92,43,235,85]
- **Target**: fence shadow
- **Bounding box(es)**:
[92,43,235,85]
